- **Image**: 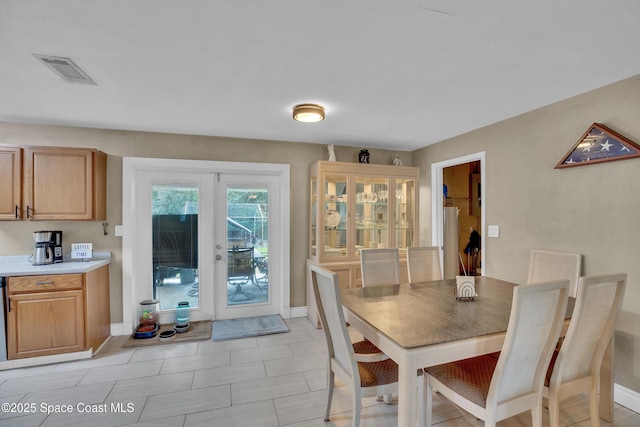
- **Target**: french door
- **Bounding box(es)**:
[123,158,289,331]
[214,174,282,319]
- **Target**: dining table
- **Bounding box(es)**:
[340,276,613,427]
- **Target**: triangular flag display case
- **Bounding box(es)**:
[556,123,640,169]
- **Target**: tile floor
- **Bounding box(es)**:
[0,317,639,426]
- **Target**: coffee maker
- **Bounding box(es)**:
[32,231,53,265]
[50,231,63,263]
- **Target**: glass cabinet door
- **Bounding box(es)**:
[322,174,349,260]
[395,177,415,254]
[354,176,389,257]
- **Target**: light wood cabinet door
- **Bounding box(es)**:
[0,145,22,220]
[24,146,106,220]
[84,265,111,352]
[7,289,85,359]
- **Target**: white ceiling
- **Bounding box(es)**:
[1,1,640,151]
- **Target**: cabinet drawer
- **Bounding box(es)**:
[8,274,83,294]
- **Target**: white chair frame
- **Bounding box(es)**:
[544,273,626,427]
[360,248,400,287]
[309,262,402,426]
[425,280,569,427]
[407,246,442,283]
[527,249,582,297]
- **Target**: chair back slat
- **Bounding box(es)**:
[489,280,569,405]
[407,246,442,282]
[527,249,582,297]
[551,274,626,385]
[360,248,400,287]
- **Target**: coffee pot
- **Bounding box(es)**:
[32,230,53,265]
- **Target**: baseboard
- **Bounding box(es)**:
[0,349,93,371]
[110,322,132,336]
[289,306,308,318]
[615,383,640,414]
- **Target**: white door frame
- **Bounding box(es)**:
[122,157,290,333]
[431,152,486,275]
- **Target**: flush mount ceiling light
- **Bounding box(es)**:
[292,104,325,123]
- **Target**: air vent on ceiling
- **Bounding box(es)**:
[33,54,97,85]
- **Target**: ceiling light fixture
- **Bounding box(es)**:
[293,104,325,123]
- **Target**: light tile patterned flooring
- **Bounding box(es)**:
[0,317,639,426]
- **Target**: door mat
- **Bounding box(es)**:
[212,314,289,341]
[122,320,212,348]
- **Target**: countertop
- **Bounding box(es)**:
[0,252,111,276]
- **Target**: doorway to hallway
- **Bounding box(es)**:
[431,152,486,278]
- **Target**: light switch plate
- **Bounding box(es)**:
[488,225,500,238]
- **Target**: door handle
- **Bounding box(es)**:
[216,244,222,250]
[215,255,222,261]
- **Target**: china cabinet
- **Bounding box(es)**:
[307,160,419,326]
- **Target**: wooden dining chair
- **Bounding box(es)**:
[407,246,442,283]
[360,248,400,287]
[309,262,401,426]
[544,273,626,427]
[424,279,570,427]
[527,249,582,297]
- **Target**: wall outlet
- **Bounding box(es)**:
[488,225,500,238]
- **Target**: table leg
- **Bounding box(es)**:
[397,359,417,427]
[600,336,614,422]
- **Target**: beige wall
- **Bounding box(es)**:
[0,124,410,325]
[412,73,640,393]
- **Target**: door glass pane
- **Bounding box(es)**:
[227,186,269,306]
[152,184,199,311]
[322,174,348,260]
[355,176,389,257]
[396,178,415,253]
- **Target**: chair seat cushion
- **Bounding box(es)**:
[425,355,498,408]
[358,358,399,387]
[353,339,383,354]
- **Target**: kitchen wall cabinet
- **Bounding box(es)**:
[0,145,22,220]
[24,146,107,220]
[6,265,110,359]
[0,145,106,220]
[307,160,419,326]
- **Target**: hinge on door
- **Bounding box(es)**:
[216,173,220,182]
